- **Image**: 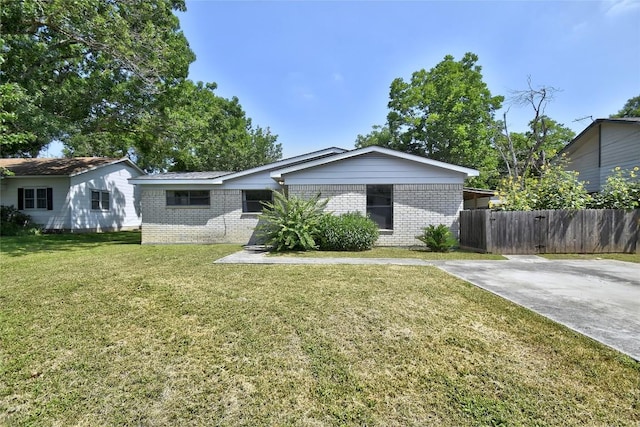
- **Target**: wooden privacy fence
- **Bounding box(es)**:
[459,209,639,254]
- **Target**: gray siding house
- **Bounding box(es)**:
[559,118,640,192]
[130,146,478,246]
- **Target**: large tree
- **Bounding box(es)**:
[611,95,640,118]
[0,0,194,157]
[66,80,282,172]
[356,53,503,188]
[1,0,282,171]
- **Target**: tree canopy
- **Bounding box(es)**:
[611,95,640,118]
[496,82,575,181]
[356,53,503,187]
[1,0,281,171]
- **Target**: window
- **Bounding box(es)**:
[166,190,210,206]
[19,187,51,210]
[367,185,393,229]
[91,190,110,210]
[242,190,272,213]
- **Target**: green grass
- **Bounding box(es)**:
[269,246,506,260]
[541,252,640,263]
[1,233,639,426]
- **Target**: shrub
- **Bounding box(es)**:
[494,159,591,211]
[416,224,457,252]
[317,212,379,251]
[256,191,328,251]
[0,205,40,236]
[589,167,640,210]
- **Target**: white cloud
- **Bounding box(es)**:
[603,0,640,17]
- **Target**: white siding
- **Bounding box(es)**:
[280,153,467,185]
[69,163,142,231]
[1,177,71,228]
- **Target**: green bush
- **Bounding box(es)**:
[589,167,640,210]
[317,212,379,251]
[0,205,40,236]
[494,157,592,211]
[416,224,457,252]
[256,191,328,251]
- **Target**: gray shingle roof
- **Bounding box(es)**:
[135,171,232,180]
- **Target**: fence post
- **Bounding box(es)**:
[485,210,493,253]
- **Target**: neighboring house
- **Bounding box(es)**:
[463,188,497,210]
[130,146,478,246]
[559,118,640,193]
[0,157,144,231]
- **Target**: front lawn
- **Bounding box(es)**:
[1,234,638,425]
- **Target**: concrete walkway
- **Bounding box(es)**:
[215,249,640,361]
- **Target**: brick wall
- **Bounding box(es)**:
[141,184,463,246]
[141,188,262,244]
[289,183,463,246]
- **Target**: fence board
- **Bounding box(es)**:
[460,209,639,254]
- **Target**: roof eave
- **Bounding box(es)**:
[129,178,219,185]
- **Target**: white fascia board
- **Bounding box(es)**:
[271,146,479,179]
[211,147,348,184]
[128,178,218,185]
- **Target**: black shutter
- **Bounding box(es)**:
[18,188,24,210]
[46,188,53,210]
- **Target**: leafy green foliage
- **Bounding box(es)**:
[317,212,379,251]
[1,1,281,171]
[1,0,194,157]
[416,224,457,252]
[354,125,395,149]
[257,191,328,251]
[0,205,40,236]
[496,115,575,180]
[589,167,640,210]
[65,80,282,172]
[357,52,503,188]
[610,95,640,118]
[494,157,592,210]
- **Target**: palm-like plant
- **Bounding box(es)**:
[257,191,328,251]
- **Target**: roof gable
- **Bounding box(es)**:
[0,157,143,177]
[270,146,479,179]
[212,147,348,184]
[559,118,640,156]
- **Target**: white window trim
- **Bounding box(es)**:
[24,187,48,210]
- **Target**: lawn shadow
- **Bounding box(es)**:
[0,231,141,257]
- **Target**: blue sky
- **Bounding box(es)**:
[172,0,640,159]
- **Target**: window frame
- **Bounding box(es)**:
[242,190,273,213]
[91,190,111,211]
[166,190,210,207]
[366,184,393,230]
[23,187,48,210]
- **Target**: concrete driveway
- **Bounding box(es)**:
[438,256,640,361]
